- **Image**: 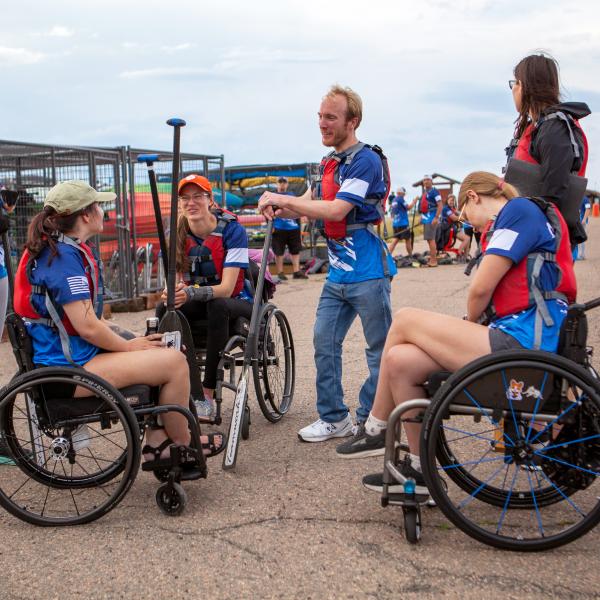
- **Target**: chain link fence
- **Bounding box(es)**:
[0,139,225,302]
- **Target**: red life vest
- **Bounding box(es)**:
[14,235,101,365]
[480,198,576,348]
[183,209,245,298]
[316,142,390,240]
[514,112,588,176]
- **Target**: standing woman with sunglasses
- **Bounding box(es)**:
[505,54,591,245]
[156,174,253,419]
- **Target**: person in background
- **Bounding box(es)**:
[418,175,442,267]
[272,176,308,280]
[505,53,591,245]
[573,195,591,260]
[388,187,417,257]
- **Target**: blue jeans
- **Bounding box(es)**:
[313,277,392,424]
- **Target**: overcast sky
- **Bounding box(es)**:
[1,0,599,191]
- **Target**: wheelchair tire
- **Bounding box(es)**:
[403,506,422,544]
[0,367,141,526]
[421,350,600,551]
[156,482,187,516]
[241,405,250,440]
[252,304,295,423]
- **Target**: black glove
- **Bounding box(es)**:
[184,285,214,303]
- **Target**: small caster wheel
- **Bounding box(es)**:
[241,405,250,440]
[402,506,422,544]
[381,496,389,508]
[156,482,187,516]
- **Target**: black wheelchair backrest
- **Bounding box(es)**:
[557,304,589,365]
[5,312,36,375]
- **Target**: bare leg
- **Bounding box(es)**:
[275,254,284,274]
[83,348,191,446]
[290,254,299,272]
[388,238,399,255]
[369,308,492,453]
[427,239,437,264]
[405,237,413,256]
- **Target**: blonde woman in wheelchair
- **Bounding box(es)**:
[335,171,577,495]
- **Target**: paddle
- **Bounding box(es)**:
[223,217,275,470]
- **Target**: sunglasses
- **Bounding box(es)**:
[457,197,470,224]
[508,79,518,90]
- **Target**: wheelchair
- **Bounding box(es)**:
[381,298,600,551]
[185,259,296,435]
[0,312,208,525]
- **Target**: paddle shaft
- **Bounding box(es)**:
[146,164,169,274]
[244,217,274,361]
[166,122,184,310]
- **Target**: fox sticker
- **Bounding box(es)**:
[506,379,524,402]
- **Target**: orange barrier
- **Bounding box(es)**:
[593,202,599,218]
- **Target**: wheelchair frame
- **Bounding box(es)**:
[381,296,600,551]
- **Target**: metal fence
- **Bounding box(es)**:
[0,139,225,301]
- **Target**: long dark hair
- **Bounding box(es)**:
[513,54,560,139]
[26,203,97,260]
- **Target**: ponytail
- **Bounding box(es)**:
[26,203,97,260]
[458,172,519,209]
[175,214,191,274]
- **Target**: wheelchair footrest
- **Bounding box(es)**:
[385,492,431,506]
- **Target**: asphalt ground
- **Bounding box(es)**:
[1,220,600,599]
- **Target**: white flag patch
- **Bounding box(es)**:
[67,276,90,295]
[487,228,519,252]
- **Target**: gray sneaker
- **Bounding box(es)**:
[362,459,428,495]
[336,422,386,459]
[194,398,215,420]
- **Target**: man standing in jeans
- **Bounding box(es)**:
[258,84,396,446]
[271,176,308,280]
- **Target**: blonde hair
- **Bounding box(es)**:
[324,84,363,128]
[458,172,519,209]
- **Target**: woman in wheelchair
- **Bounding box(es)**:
[14,181,223,468]
[156,174,253,419]
[337,171,577,495]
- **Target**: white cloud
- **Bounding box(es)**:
[0,46,45,65]
[119,66,216,79]
[161,43,196,53]
[47,26,74,37]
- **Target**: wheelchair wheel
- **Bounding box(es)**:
[421,351,600,551]
[403,506,422,544]
[252,304,295,423]
[156,482,187,516]
[0,367,140,526]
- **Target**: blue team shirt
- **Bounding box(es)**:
[420,187,442,224]
[26,242,103,366]
[440,205,456,224]
[327,146,396,283]
[486,198,568,352]
[390,196,410,227]
[274,191,299,231]
[189,219,252,301]
[0,246,7,279]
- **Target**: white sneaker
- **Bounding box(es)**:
[298,415,354,443]
[70,424,91,452]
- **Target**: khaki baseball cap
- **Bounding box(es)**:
[44,180,116,214]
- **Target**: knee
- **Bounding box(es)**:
[385,345,411,377]
[391,307,421,331]
[165,349,189,378]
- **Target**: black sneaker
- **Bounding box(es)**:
[277,272,288,281]
[292,271,309,279]
[362,459,428,495]
[335,423,386,459]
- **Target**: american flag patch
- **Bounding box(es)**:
[67,276,90,295]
